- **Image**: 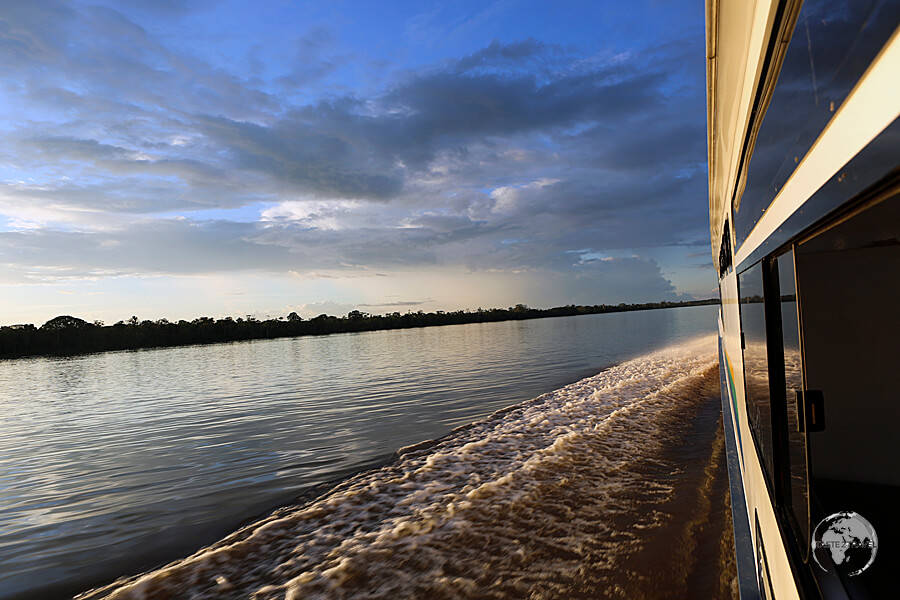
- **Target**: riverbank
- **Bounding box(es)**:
[0,299,717,360]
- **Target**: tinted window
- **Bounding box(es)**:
[739,262,775,491]
[777,250,810,553]
[734,0,900,248]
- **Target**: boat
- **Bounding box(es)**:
[706,0,899,597]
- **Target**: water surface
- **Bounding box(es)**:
[0,306,717,599]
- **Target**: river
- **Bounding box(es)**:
[0,305,732,599]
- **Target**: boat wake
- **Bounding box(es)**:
[79,335,734,599]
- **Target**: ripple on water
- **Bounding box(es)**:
[80,336,731,600]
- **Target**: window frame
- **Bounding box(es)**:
[737,260,781,502]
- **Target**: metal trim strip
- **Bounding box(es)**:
[719,331,761,599]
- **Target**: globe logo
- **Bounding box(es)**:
[811,511,878,576]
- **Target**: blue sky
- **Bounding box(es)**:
[0,0,714,325]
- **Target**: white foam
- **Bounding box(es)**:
[81,335,719,599]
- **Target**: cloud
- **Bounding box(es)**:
[566,255,684,303]
[0,1,74,69]
[455,38,550,72]
[260,200,365,230]
[191,112,405,200]
[357,299,433,308]
[276,26,351,88]
[0,7,709,307]
[404,0,517,49]
[282,300,357,319]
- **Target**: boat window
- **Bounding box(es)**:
[733,0,900,250]
[775,250,810,555]
[755,514,776,600]
[796,194,900,486]
[795,192,899,593]
[738,262,775,494]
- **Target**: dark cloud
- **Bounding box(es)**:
[455,38,550,72]
[358,299,433,308]
[581,120,706,171]
[192,113,405,200]
[0,5,709,303]
[178,53,667,199]
[379,68,662,163]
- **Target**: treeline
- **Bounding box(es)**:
[0,299,717,360]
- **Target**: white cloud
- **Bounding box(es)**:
[489,178,560,215]
[261,201,346,230]
[282,300,357,319]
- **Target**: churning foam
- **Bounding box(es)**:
[79,335,719,600]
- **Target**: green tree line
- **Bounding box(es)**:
[0,299,717,360]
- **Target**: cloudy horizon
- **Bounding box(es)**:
[0,0,715,326]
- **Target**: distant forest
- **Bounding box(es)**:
[0,299,717,359]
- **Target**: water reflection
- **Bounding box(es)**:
[736,0,900,247]
[0,306,716,599]
[738,263,776,492]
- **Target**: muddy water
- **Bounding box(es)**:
[78,337,736,600]
[0,306,720,600]
[594,365,737,599]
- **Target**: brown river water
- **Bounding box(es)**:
[74,336,737,599]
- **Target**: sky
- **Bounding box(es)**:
[0,0,715,326]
